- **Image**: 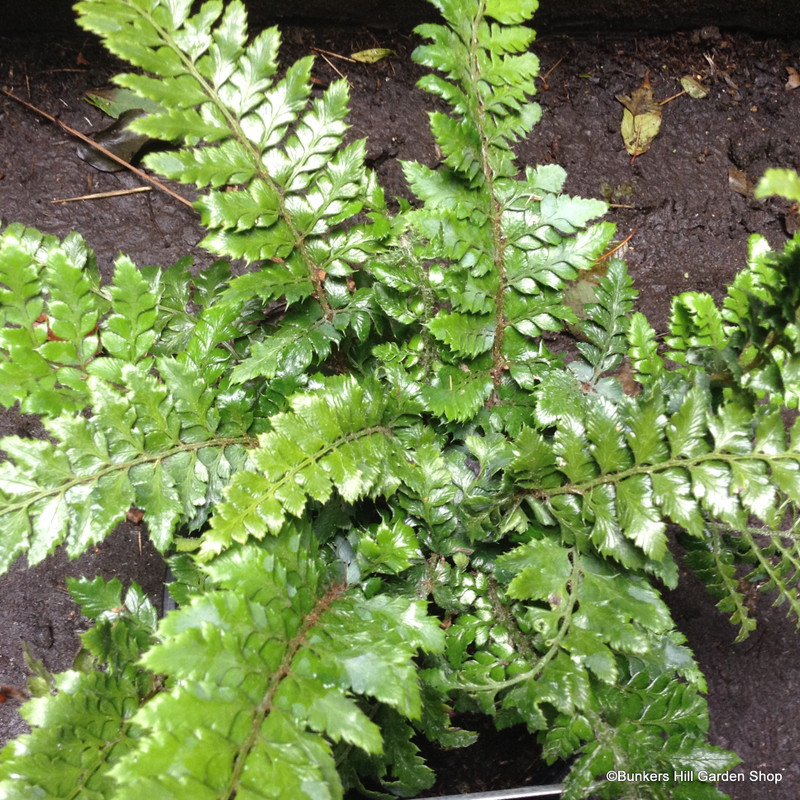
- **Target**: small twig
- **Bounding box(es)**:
[2,88,195,211]
[311,46,356,63]
[50,186,152,203]
[539,56,563,90]
[316,51,347,82]
[658,89,686,106]
[594,228,638,264]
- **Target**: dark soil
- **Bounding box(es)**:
[1,14,799,800]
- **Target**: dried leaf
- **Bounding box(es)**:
[76,109,152,172]
[680,76,708,99]
[351,48,395,64]
[616,73,662,158]
[728,167,753,197]
[126,507,144,524]
[786,66,800,91]
[564,276,600,326]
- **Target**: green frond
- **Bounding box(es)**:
[0,578,158,800]
[423,541,726,798]
[681,528,760,641]
[628,310,665,386]
[76,0,385,312]
[570,258,637,391]
[665,229,800,406]
[488,380,800,589]
[203,376,411,557]
[421,365,495,422]
[109,526,443,800]
[559,667,738,800]
[0,225,105,415]
[0,362,253,571]
[7,1,800,796]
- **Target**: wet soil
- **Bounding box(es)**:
[1,17,800,800]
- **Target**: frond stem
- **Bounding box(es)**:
[0,435,257,519]
[131,4,332,314]
[465,2,509,396]
[223,580,348,798]
[528,449,800,501]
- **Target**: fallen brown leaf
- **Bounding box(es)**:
[616,72,662,160]
[728,167,754,197]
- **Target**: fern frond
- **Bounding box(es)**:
[203,376,412,557]
[415,0,540,176]
[667,230,800,406]
[420,539,733,799]
[494,384,800,589]
[75,0,385,314]
[559,667,738,800]
[680,527,760,641]
[0,363,254,571]
[0,578,158,800]
[628,310,665,387]
[402,10,610,409]
[569,258,637,394]
[109,525,443,800]
[0,225,105,415]
[739,527,800,621]
[684,518,800,639]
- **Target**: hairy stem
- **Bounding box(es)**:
[223,580,347,798]
[464,1,509,397]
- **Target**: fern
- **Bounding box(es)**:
[106,525,442,800]
[665,231,800,406]
[0,352,254,571]
[0,226,105,416]
[0,577,158,799]
[395,0,611,414]
[76,0,386,317]
[3,0,800,798]
[203,375,413,558]
[0,229,262,571]
[569,257,637,397]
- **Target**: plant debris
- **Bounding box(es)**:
[76,108,151,171]
[617,71,708,161]
[84,87,162,118]
[616,72,662,160]
[728,166,754,197]
[680,75,709,99]
[351,48,394,64]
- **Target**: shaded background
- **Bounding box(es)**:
[3,0,800,34]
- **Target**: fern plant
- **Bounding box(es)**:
[2,1,800,798]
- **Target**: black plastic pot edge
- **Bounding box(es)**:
[5,0,800,36]
[417,785,564,800]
